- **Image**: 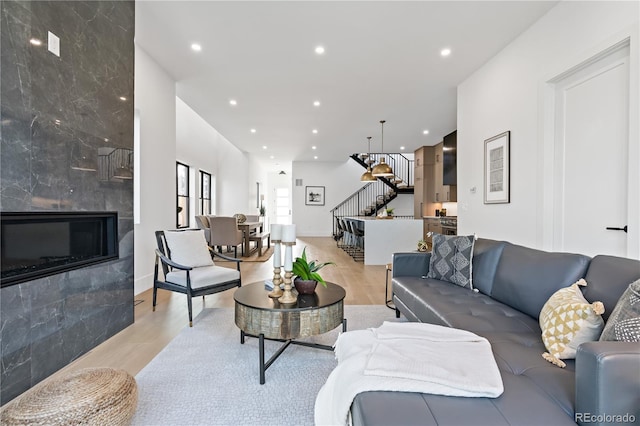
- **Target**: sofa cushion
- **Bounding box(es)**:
[599,279,640,342]
[393,277,540,333]
[352,330,579,426]
[539,280,605,367]
[490,243,590,319]
[427,234,475,289]
[582,255,640,322]
[471,239,507,296]
[353,359,577,426]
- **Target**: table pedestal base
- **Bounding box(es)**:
[240,318,347,384]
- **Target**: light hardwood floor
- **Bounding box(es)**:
[42,237,389,383]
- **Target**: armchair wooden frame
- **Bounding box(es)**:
[154,230,243,326]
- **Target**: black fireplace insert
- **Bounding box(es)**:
[1,212,119,287]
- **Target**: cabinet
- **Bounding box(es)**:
[443,130,457,186]
[424,218,442,247]
[413,146,435,218]
[434,143,457,202]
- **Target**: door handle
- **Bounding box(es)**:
[605,225,628,233]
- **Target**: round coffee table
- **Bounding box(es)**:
[234,281,347,384]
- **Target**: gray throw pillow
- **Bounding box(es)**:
[600,279,640,342]
[427,234,475,289]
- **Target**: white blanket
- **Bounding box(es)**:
[314,322,503,426]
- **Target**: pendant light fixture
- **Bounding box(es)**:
[360,136,376,182]
[371,120,394,177]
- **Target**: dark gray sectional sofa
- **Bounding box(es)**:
[351,239,640,426]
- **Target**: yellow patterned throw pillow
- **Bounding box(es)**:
[539,279,605,368]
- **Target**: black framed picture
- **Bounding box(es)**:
[305,186,325,206]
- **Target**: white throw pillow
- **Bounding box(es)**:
[163,230,214,268]
[539,279,604,368]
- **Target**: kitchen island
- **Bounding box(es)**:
[345,216,423,265]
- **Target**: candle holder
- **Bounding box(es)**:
[268,239,283,298]
[278,242,297,305]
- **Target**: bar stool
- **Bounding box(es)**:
[347,219,364,262]
[341,218,355,255]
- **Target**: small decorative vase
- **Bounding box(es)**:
[417,240,428,252]
[294,279,318,295]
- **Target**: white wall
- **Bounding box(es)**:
[292,160,366,236]
[248,155,270,217]
[134,46,176,295]
[457,1,639,255]
[386,194,414,217]
[175,98,252,219]
[134,51,259,296]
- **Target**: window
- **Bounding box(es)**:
[199,170,212,215]
[177,162,189,228]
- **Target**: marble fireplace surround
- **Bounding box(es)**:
[0,0,135,404]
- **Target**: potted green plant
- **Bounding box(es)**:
[386,207,394,217]
[259,204,266,216]
[292,247,335,294]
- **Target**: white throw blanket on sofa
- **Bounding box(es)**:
[314,322,503,426]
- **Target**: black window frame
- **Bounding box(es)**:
[199,170,212,215]
[176,161,190,229]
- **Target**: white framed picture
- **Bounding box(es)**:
[484,131,510,204]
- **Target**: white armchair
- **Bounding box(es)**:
[154,229,242,326]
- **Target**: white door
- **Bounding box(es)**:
[552,43,631,257]
[273,187,292,225]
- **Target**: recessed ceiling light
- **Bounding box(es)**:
[262,145,267,150]
[423,130,430,135]
[229,99,237,106]
[270,155,274,159]
[312,146,317,150]
[313,101,320,107]
[119,96,127,101]
[191,43,202,52]
[315,46,325,55]
[400,146,405,150]
[250,129,256,133]
[29,38,42,46]
[312,129,318,134]
[441,48,451,57]
[104,138,109,142]
[314,156,318,160]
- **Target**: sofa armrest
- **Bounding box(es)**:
[392,252,430,278]
[575,341,640,426]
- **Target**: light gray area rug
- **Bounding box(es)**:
[132,305,399,426]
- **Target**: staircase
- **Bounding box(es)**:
[330,152,414,240]
[349,152,414,194]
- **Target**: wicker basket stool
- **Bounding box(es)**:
[0,367,138,426]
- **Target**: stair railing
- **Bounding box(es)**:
[353,152,414,188]
[330,180,397,238]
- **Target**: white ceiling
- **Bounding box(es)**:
[135,1,557,169]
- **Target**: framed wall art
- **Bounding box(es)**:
[484,131,510,204]
[305,186,325,206]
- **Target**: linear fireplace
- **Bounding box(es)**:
[0,212,119,287]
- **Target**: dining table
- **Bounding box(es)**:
[237,221,263,257]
